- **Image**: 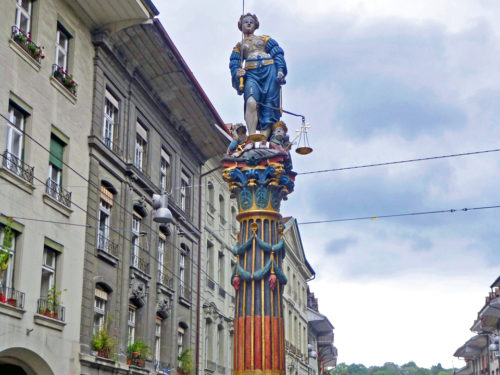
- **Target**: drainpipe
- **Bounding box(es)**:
[196,163,223,375]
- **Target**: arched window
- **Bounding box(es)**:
[94,283,112,334]
[97,181,117,255]
[231,206,238,232]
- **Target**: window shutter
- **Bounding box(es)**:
[49,136,64,169]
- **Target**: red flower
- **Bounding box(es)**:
[232,276,241,291]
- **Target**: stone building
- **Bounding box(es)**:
[282,217,316,375]
[0,0,97,373]
[454,276,500,375]
[307,289,337,375]
[77,10,229,374]
[198,150,238,375]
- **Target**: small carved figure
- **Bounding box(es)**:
[227,123,253,157]
[230,14,287,140]
[269,121,293,171]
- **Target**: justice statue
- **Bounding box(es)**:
[229,13,287,141]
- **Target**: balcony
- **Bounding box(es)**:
[179,285,192,308]
[0,284,25,309]
[36,298,65,321]
[155,360,173,374]
[207,202,216,214]
[11,26,45,63]
[102,137,123,158]
[2,150,34,184]
[46,178,72,208]
[97,235,119,257]
[131,253,150,275]
[158,270,173,289]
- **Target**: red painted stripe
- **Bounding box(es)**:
[238,316,245,370]
[245,316,252,369]
[234,314,238,370]
[254,315,262,369]
[264,316,271,369]
[273,317,279,369]
[279,318,284,370]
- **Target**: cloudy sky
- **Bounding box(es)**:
[157,0,500,369]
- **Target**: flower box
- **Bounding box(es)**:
[11,26,45,63]
[53,65,78,96]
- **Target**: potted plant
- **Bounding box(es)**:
[46,285,66,319]
[0,218,14,278]
[126,340,151,367]
[92,328,116,359]
[53,66,78,95]
[177,348,193,375]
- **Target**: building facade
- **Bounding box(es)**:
[198,152,238,375]
[0,0,97,373]
[307,289,337,375]
[282,217,316,375]
[77,10,229,375]
[454,276,500,375]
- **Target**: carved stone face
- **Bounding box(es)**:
[273,126,286,140]
[242,16,256,34]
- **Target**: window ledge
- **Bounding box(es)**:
[97,248,119,266]
[0,167,35,194]
[130,266,151,281]
[34,313,66,331]
[43,193,73,217]
[50,76,77,105]
[178,295,192,309]
[157,282,175,296]
[9,39,41,72]
[0,301,25,319]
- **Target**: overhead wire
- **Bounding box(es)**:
[0,114,237,304]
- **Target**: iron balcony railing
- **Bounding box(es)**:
[158,270,174,289]
[102,137,123,158]
[218,286,226,299]
[2,150,34,184]
[37,297,65,321]
[46,178,72,207]
[0,284,25,309]
[179,285,191,301]
[207,278,215,291]
[97,234,119,258]
[130,253,150,274]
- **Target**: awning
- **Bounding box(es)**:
[454,334,488,358]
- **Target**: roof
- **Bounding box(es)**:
[108,20,229,160]
[490,275,500,288]
[283,217,316,276]
[454,334,488,358]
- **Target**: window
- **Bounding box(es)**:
[160,149,170,192]
[131,213,141,268]
[179,252,185,297]
[97,185,113,251]
[219,195,225,224]
[94,287,107,334]
[217,324,224,365]
[127,306,136,345]
[231,207,238,232]
[5,104,26,175]
[204,320,210,366]
[0,226,16,289]
[47,134,64,198]
[207,182,215,213]
[40,247,57,298]
[103,91,119,149]
[14,0,32,33]
[55,24,70,70]
[135,122,147,171]
[155,318,162,363]
[177,325,185,355]
[158,235,165,279]
[207,241,214,281]
[180,172,191,213]
[218,252,224,286]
